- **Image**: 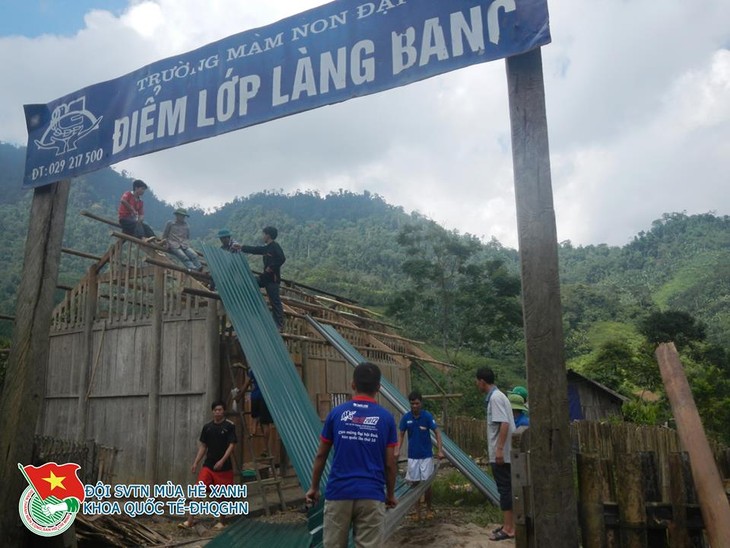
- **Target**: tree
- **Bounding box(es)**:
[387,223,522,360]
[640,310,706,347]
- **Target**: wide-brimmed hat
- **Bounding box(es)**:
[174,208,189,217]
[508,393,528,412]
[509,385,528,402]
[217,229,231,238]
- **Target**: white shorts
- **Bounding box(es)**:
[405,458,435,482]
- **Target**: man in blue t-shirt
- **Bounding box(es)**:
[306,362,398,548]
[395,390,444,520]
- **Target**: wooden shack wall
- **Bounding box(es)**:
[42,317,213,484]
[43,313,413,485]
[573,379,623,421]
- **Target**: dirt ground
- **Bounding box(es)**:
[132,505,512,547]
[126,465,512,547]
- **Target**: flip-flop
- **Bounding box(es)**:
[490,529,514,541]
[491,526,503,534]
[177,521,193,529]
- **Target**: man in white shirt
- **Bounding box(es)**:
[476,367,516,541]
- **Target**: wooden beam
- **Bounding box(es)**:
[656,342,730,547]
[0,180,71,544]
[80,209,120,228]
[183,287,220,300]
[354,346,455,369]
[62,247,103,261]
[146,267,165,482]
[421,393,462,400]
[506,48,578,546]
[0,314,15,322]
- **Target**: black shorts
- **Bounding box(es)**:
[491,462,512,511]
[251,398,273,425]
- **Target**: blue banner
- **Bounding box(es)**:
[23,0,550,187]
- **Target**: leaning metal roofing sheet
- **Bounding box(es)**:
[306,317,500,505]
[202,245,326,492]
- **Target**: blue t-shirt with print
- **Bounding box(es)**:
[399,410,438,459]
[321,396,398,501]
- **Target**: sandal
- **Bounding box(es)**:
[178,521,194,529]
[491,526,503,534]
[490,529,514,541]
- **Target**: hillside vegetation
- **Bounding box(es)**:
[1,142,729,441]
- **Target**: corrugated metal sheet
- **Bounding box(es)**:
[208,519,311,548]
[306,317,500,504]
[203,248,468,545]
[204,245,325,490]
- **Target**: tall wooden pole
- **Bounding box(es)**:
[0,181,71,545]
[506,48,578,547]
[656,342,730,547]
[145,266,165,482]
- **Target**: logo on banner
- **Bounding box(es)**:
[33,97,102,156]
[18,462,85,537]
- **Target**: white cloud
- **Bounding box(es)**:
[1,0,729,247]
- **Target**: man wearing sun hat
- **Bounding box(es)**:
[509,393,530,431]
[218,228,241,253]
[162,208,202,271]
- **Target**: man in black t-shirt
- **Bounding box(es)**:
[181,400,237,529]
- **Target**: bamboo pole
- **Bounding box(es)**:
[656,342,730,547]
[62,247,103,261]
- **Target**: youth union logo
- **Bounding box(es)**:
[33,96,102,156]
[18,462,85,537]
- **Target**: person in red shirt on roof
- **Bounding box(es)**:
[118,179,156,239]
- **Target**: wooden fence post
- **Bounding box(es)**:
[506,48,578,547]
[0,181,71,544]
[577,453,607,548]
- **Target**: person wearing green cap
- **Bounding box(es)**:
[162,208,202,271]
[509,393,529,431]
[217,229,241,253]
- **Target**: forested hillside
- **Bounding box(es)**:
[1,142,729,441]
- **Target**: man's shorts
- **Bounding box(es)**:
[197,466,234,494]
[251,397,273,425]
[405,457,435,482]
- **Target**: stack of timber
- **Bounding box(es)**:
[75,514,170,547]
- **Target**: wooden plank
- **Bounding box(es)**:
[656,342,730,547]
[506,48,578,546]
[577,453,607,548]
[0,180,71,543]
[615,453,647,547]
[145,266,165,482]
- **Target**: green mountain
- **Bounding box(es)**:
[2,142,730,440]
[1,142,728,352]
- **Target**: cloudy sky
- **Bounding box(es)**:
[1,1,728,247]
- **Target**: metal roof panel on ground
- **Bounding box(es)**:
[305,316,500,505]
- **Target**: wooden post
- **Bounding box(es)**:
[77,267,98,441]
[668,452,692,548]
[506,48,578,547]
[206,300,221,406]
[656,342,730,547]
[145,266,165,482]
[614,453,647,547]
[577,454,607,548]
[0,181,71,544]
